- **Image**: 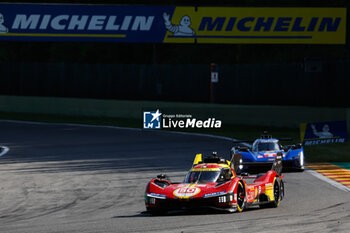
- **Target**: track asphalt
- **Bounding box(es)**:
[0,121,349,233]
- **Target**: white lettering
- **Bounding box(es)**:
[131,16,154,31]
[39,15,51,29]
[105,16,119,30]
[186,119,196,128]
[203,119,210,128]
[171,120,178,128]
[11,14,156,31]
[162,119,169,128]
[51,15,69,30]
[121,16,132,30]
[12,14,40,29]
[88,15,106,30]
[178,121,184,128]
[215,120,222,128]
[68,15,89,30]
[196,121,203,128]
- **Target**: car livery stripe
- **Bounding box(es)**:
[203,191,226,198]
[307,163,350,188]
[148,193,167,199]
[191,168,221,171]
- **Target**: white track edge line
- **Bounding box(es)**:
[306,169,350,192]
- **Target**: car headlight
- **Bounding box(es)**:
[299,151,304,166]
[145,193,166,205]
[229,194,233,202]
[147,197,155,205]
[239,159,243,169]
[218,196,226,203]
[218,194,233,203]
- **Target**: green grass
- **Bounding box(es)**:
[1,111,349,163]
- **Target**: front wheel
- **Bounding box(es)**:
[236,182,245,212]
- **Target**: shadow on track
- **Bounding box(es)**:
[113,207,262,219]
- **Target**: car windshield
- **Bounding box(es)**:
[184,170,220,184]
[258,142,280,151]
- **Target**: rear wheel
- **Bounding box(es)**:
[280,180,285,200]
[260,178,281,208]
[236,182,245,212]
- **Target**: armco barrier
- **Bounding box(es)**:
[0,95,349,129]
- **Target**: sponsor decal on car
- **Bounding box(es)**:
[203,191,226,198]
[173,187,201,198]
[148,193,167,199]
[264,153,276,157]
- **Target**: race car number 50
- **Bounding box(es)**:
[173,187,201,198]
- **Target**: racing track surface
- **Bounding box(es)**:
[0,121,349,233]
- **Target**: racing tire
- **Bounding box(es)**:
[236,182,246,212]
[295,167,305,172]
[260,178,281,208]
[280,180,285,200]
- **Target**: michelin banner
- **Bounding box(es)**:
[300,121,348,146]
[0,4,346,44]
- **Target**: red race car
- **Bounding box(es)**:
[145,152,284,215]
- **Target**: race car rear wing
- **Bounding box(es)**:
[232,137,293,144]
[230,151,283,176]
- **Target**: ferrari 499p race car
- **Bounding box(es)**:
[232,133,304,172]
[145,152,284,215]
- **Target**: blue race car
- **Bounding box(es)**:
[231,134,304,172]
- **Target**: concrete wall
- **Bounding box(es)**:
[0,95,349,129]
